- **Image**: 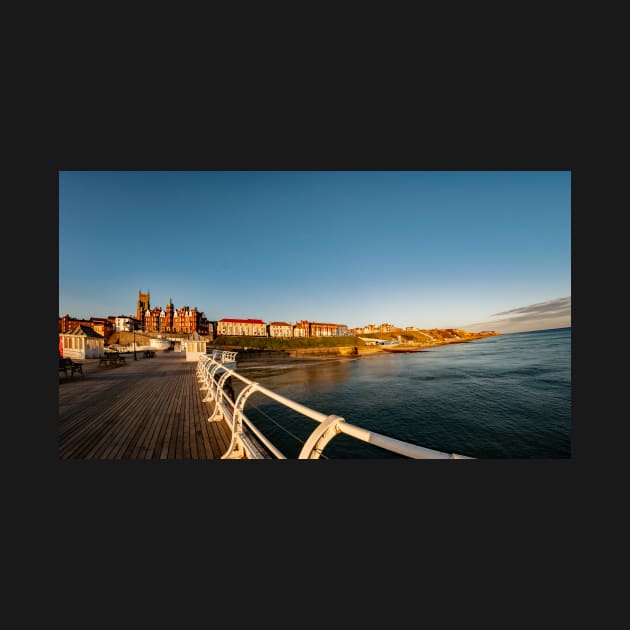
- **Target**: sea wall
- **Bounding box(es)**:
[286,346,358,358]
[234,346,359,362]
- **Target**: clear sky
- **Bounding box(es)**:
[59,171,571,334]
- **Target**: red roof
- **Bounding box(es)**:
[219,318,265,324]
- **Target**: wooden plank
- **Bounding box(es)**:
[182,371,191,458]
[109,365,176,459]
[145,373,180,459]
[188,371,199,460]
[58,353,236,460]
[193,393,209,459]
[159,373,186,457]
[97,380,152,459]
[168,368,185,459]
[197,395,218,459]
[133,367,185,459]
[61,382,140,459]
[128,376,169,459]
[59,362,140,458]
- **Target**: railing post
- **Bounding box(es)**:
[298,415,345,459]
[209,371,233,422]
[221,381,259,459]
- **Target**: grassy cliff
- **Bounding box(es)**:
[358,329,497,343]
[107,329,498,351]
[212,335,364,350]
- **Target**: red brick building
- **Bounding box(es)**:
[137,292,210,336]
[58,314,115,342]
[60,291,211,340]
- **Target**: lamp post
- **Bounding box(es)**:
[133,323,138,360]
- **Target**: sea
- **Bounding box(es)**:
[232,326,571,459]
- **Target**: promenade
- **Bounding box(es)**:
[58,352,232,459]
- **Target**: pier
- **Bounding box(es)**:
[58,351,233,459]
[59,349,472,459]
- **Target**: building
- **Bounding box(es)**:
[217,318,267,336]
[293,320,309,337]
[269,322,293,337]
[61,287,355,341]
[348,323,398,335]
[136,290,150,325]
[114,316,137,332]
[59,314,91,334]
[181,332,207,362]
[310,322,340,337]
[138,292,211,336]
[172,305,210,336]
[216,318,347,338]
[90,317,114,340]
[59,314,114,343]
[59,325,105,359]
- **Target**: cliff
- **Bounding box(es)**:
[221,329,499,362]
[360,328,499,344]
[107,328,499,357]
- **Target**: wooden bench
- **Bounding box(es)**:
[59,357,83,377]
[99,353,127,368]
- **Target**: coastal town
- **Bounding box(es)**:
[57,172,568,461]
[59,290,497,344]
[57,291,498,460]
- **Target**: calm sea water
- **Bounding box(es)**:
[232,327,571,459]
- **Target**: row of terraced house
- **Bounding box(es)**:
[59,314,350,340]
[217,318,349,338]
[135,292,349,338]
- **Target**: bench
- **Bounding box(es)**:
[143,350,155,358]
[99,353,127,368]
[59,357,83,377]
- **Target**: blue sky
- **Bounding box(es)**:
[59,171,571,333]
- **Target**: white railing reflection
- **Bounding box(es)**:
[197,351,473,460]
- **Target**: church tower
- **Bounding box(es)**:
[137,290,150,330]
[165,297,175,332]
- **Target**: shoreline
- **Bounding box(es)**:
[231,336,492,367]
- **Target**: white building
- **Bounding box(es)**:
[59,325,105,359]
[269,322,293,337]
[114,316,135,332]
[180,332,206,361]
[217,318,267,336]
[181,338,207,362]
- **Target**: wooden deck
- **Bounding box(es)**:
[58,352,233,459]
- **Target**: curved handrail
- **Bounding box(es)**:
[197,351,473,460]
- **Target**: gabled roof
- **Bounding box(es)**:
[65,325,104,338]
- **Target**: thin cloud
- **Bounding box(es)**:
[491,296,571,318]
[463,296,571,334]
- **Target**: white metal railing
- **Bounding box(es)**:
[205,348,238,363]
[197,351,473,460]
